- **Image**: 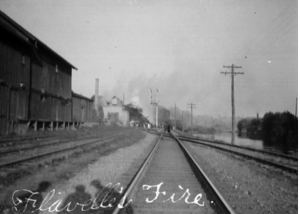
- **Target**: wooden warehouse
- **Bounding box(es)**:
[72,92,96,123]
[0,11,95,135]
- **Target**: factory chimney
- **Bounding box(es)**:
[95,78,99,116]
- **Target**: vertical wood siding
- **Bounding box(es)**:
[30,60,72,122]
[0,41,30,129]
[0,17,88,134]
[0,85,9,135]
[71,95,97,123]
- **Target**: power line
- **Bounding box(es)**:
[235,2,297,58]
[249,2,296,49]
[255,21,297,58]
[221,64,244,145]
[252,12,297,54]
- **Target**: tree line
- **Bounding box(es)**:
[237,111,298,151]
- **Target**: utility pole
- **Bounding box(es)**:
[296,98,298,117]
[149,88,159,128]
[181,110,184,131]
[174,103,177,130]
[221,64,244,144]
[187,103,196,135]
[94,78,99,116]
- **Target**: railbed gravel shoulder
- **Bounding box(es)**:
[0,130,157,214]
[183,141,297,214]
[38,132,157,214]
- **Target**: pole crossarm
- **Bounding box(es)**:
[187,103,196,109]
[221,71,244,75]
[223,65,242,69]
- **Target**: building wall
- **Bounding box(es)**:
[30,60,72,122]
[0,11,76,135]
[0,31,32,134]
[111,96,123,106]
[72,93,97,123]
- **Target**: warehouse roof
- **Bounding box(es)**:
[0,10,77,70]
[72,91,93,101]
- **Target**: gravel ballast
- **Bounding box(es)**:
[0,129,157,214]
[37,132,157,214]
[184,141,297,214]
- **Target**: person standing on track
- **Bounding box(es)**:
[167,123,171,133]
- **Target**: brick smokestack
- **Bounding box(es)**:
[95,78,99,116]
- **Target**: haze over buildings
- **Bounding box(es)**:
[0,0,297,123]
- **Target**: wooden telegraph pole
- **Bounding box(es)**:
[221,64,244,144]
[149,88,159,128]
[174,103,177,130]
[296,98,298,117]
[187,103,196,135]
[181,110,184,131]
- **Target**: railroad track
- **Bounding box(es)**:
[111,133,235,214]
[0,130,129,168]
[177,135,298,174]
[0,127,127,148]
[0,132,95,147]
[0,130,126,156]
[0,135,59,149]
[176,134,297,160]
[0,135,56,144]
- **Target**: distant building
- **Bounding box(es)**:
[103,96,129,126]
[111,96,124,106]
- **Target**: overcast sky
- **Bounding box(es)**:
[0,0,297,121]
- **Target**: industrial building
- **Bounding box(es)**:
[0,10,96,135]
[103,96,129,126]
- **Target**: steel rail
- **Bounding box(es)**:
[0,134,122,168]
[113,132,235,214]
[0,130,128,156]
[0,135,57,145]
[0,128,126,145]
[177,135,297,161]
[0,136,93,156]
[112,133,163,214]
[172,134,236,214]
[180,137,297,174]
[146,130,172,138]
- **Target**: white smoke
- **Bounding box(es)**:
[130,96,140,106]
